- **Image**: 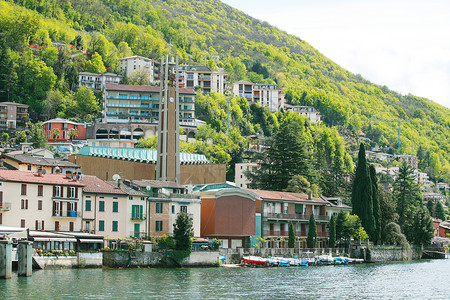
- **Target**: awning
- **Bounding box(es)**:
[33,237,77,242]
[78,239,103,243]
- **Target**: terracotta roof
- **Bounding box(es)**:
[79,175,126,195]
[131,179,185,190]
[104,84,195,95]
[0,102,29,107]
[247,189,328,204]
[3,153,80,168]
[0,170,84,186]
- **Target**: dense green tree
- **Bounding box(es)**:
[0,40,16,102]
[15,131,27,144]
[29,122,46,148]
[74,87,100,121]
[426,200,435,216]
[379,187,398,244]
[173,212,193,253]
[411,207,434,247]
[307,213,317,248]
[384,222,409,246]
[351,143,375,240]
[335,210,348,242]
[369,165,381,244]
[328,215,336,248]
[50,128,60,141]
[53,48,69,80]
[85,53,106,73]
[288,222,295,248]
[2,133,9,146]
[284,175,310,194]
[435,200,446,221]
[68,128,79,141]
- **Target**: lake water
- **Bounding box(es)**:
[1,259,449,299]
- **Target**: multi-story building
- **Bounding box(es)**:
[235,162,258,188]
[232,81,285,112]
[118,55,160,83]
[249,189,330,248]
[178,65,228,95]
[284,105,322,123]
[43,118,87,143]
[79,72,122,91]
[127,179,201,238]
[103,84,196,125]
[396,154,418,170]
[0,102,28,129]
[79,175,129,238]
[0,169,83,232]
[320,196,352,218]
[194,183,260,249]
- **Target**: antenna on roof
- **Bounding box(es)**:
[112,174,121,182]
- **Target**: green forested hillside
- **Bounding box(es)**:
[0,0,449,183]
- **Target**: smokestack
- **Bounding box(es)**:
[308,190,313,200]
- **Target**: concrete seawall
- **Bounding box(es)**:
[354,245,422,262]
[33,253,103,269]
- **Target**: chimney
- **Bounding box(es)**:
[37,167,42,177]
[308,190,313,200]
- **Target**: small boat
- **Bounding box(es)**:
[333,257,349,265]
[315,255,334,265]
[242,256,268,266]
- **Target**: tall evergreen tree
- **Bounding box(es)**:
[307,213,317,248]
[351,143,375,240]
[173,212,194,253]
[369,165,381,244]
[288,222,295,248]
[435,200,446,221]
[328,215,336,248]
[411,207,434,247]
[335,210,348,242]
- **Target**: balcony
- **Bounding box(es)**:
[53,210,80,218]
[106,103,150,108]
[263,230,288,236]
[131,213,147,221]
[130,231,147,238]
[0,202,11,211]
[264,213,329,222]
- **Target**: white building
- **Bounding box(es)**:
[178,65,228,95]
[235,162,259,188]
[118,55,159,83]
[285,105,322,123]
[232,81,285,112]
[79,72,122,91]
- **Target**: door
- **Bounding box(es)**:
[134,223,140,238]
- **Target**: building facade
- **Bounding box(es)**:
[284,105,322,123]
[43,118,87,142]
[79,72,122,91]
[0,102,28,129]
[0,170,83,232]
[118,55,157,83]
[235,162,258,188]
[178,65,228,95]
[103,84,196,125]
[232,81,285,112]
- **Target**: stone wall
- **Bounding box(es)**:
[102,250,219,268]
[33,253,103,269]
[353,245,422,262]
[219,248,349,264]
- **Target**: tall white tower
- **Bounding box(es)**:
[156,55,180,183]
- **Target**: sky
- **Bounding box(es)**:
[221,0,450,109]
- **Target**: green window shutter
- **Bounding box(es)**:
[140,205,143,218]
[99,220,104,231]
[132,205,136,218]
[113,202,118,213]
[112,221,118,232]
[99,201,104,212]
[85,200,91,212]
[295,204,303,214]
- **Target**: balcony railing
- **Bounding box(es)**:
[263,230,328,238]
[264,213,329,222]
[0,202,11,211]
[52,210,80,218]
[131,214,147,220]
[130,231,147,238]
[106,104,150,108]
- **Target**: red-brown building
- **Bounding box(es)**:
[43,118,87,142]
[194,183,260,249]
[438,221,450,238]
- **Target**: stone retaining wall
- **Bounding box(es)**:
[353,245,422,262]
[33,253,103,269]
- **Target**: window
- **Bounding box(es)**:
[283,203,288,214]
[54,186,61,197]
[99,201,105,212]
[155,203,163,214]
[113,202,118,212]
[21,184,27,195]
[38,200,42,210]
[295,204,303,214]
[129,195,133,200]
[69,222,74,232]
[27,165,32,171]
[141,197,145,201]
[131,205,144,219]
[21,199,28,209]
[69,187,76,198]
[112,221,118,232]
[0,213,2,225]
[99,220,104,231]
[38,185,43,196]
[155,220,163,232]
[172,205,175,214]
[55,221,60,231]
[180,206,187,213]
[85,200,91,212]
[21,219,26,228]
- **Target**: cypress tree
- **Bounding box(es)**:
[173,212,194,253]
[307,213,317,248]
[369,165,381,244]
[329,215,336,248]
[435,200,446,221]
[288,222,296,248]
[351,143,375,241]
[335,210,348,241]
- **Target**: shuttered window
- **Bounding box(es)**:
[85,200,91,212]
[295,204,303,214]
[38,200,42,210]
[112,221,118,232]
[113,202,118,213]
[99,220,105,231]
[21,184,27,195]
[99,201,105,212]
[37,185,43,196]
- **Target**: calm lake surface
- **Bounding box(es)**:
[1,259,450,299]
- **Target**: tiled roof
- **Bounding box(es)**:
[77,146,209,165]
[132,179,185,190]
[0,170,84,186]
[107,181,148,196]
[104,84,195,95]
[3,153,80,168]
[247,189,328,204]
[193,183,237,192]
[0,102,29,107]
[79,175,126,195]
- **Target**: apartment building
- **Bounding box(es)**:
[43,118,87,142]
[235,162,258,188]
[118,55,159,82]
[79,72,121,91]
[284,105,322,123]
[103,84,196,125]
[249,189,330,248]
[396,154,419,170]
[232,81,285,112]
[178,65,228,95]
[0,169,83,232]
[0,102,28,129]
